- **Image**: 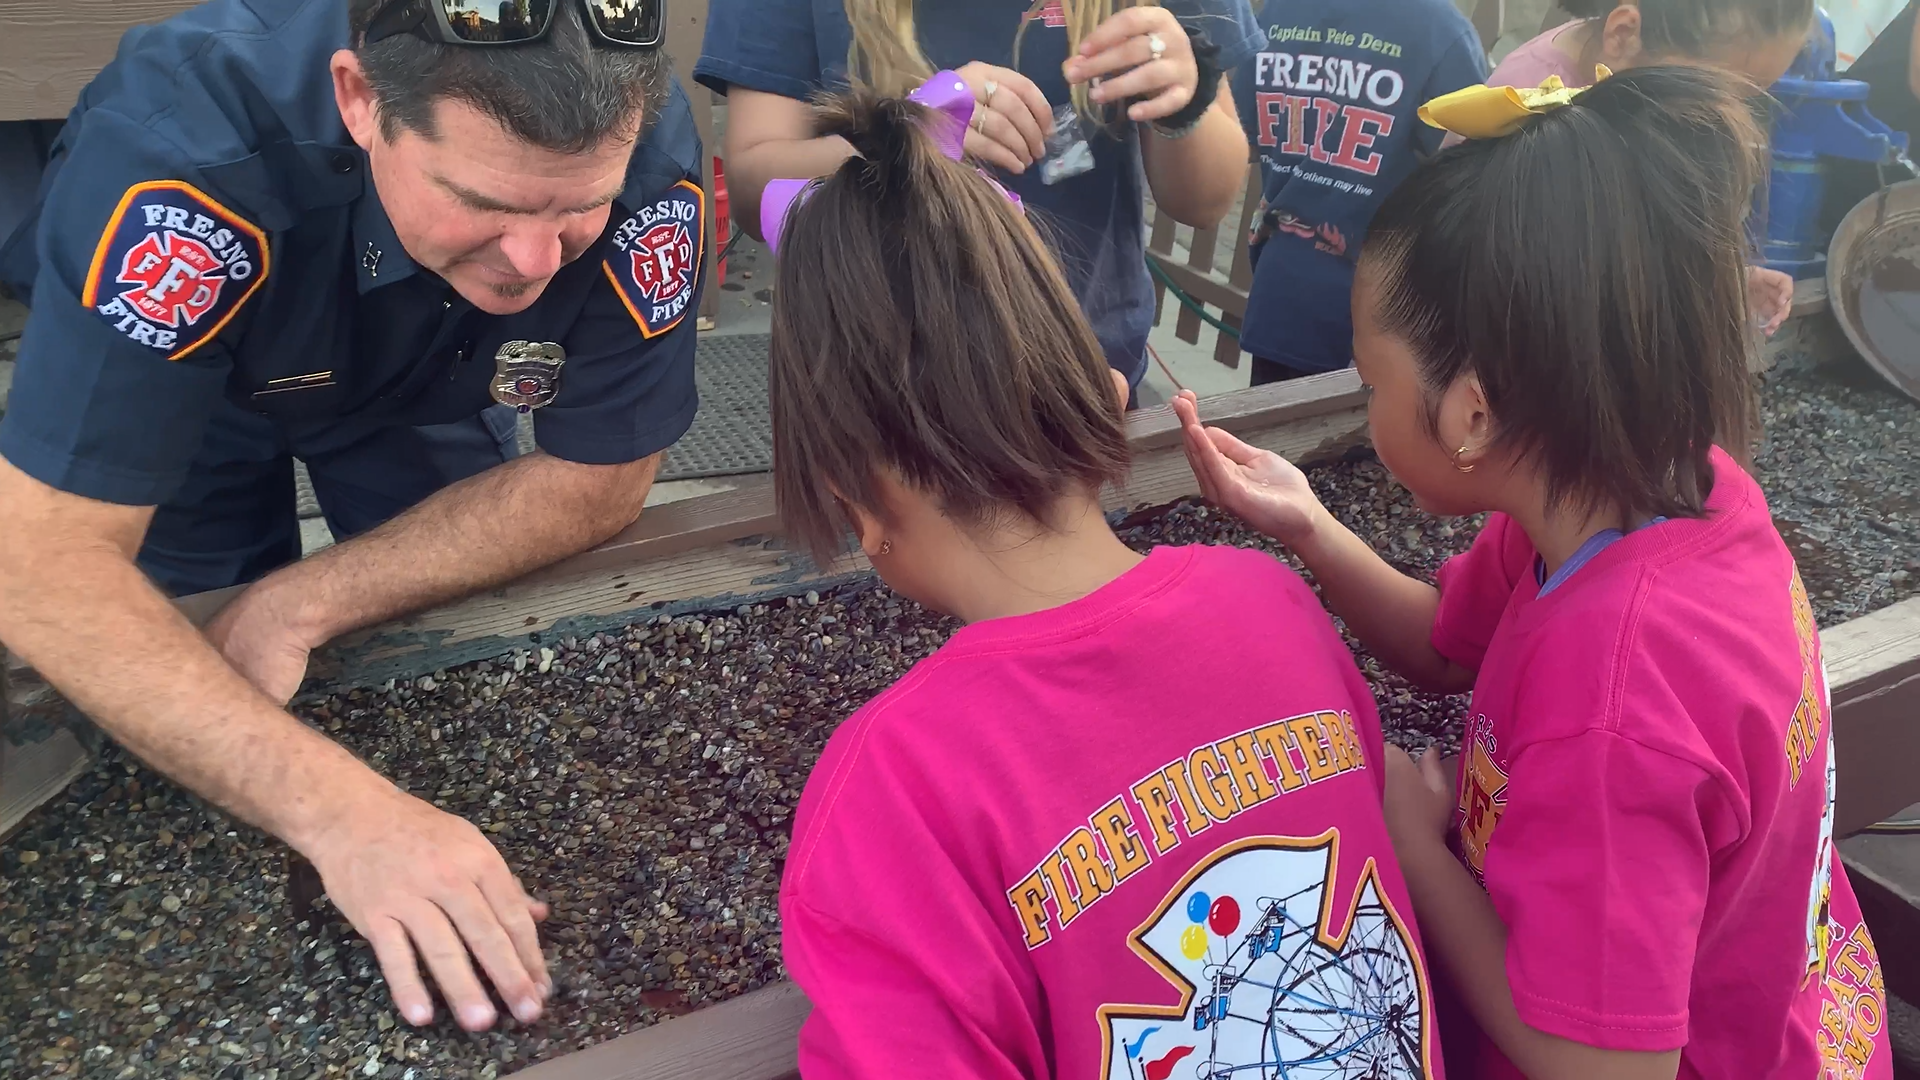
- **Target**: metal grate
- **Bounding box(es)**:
[660,333,774,481]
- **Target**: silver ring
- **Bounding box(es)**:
[982,78,999,106]
[1147,32,1166,61]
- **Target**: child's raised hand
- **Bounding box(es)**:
[1172,390,1324,547]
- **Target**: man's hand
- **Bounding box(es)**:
[1174,390,1326,547]
[203,578,321,705]
[307,785,552,1031]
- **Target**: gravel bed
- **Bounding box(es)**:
[1757,352,1920,622]
[4,351,1919,1078]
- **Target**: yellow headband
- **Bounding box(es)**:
[1418,65,1614,140]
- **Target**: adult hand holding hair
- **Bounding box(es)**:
[1061,5,1246,224]
[953,62,1054,173]
[1061,4,1202,121]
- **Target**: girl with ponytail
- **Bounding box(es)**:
[769,85,1447,1078]
[695,0,1264,396]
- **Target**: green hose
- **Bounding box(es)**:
[1146,256,1242,340]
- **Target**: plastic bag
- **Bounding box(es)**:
[1039,102,1096,186]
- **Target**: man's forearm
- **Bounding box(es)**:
[268,451,661,646]
[0,547,384,852]
[1140,81,1247,227]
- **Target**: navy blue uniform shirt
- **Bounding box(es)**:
[693,0,1261,387]
[0,0,704,511]
[1233,0,1485,373]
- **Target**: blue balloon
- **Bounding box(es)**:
[1186,892,1211,924]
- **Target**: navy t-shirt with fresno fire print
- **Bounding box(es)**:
[1232,0,1485,373]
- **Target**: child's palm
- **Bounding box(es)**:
[1173,393,1321,546]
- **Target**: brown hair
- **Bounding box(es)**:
[768,88,1130,567]
[1359,64,1766,520]
[1557,0,1814,56]
[349,0,667,153]
[842,0,1144,119]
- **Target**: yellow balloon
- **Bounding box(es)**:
[1180,924,1209,961]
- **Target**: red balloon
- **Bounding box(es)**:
[1208,895,1241,937]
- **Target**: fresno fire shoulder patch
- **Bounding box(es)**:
[81,180,269,361]
[603,179,705,340]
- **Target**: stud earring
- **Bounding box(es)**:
[877,540,893,557]
[1452,445,1476,473]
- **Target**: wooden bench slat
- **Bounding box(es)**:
[512,980,807,1080]
[1840,832,1920,1006]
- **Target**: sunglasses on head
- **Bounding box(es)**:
[364,0,664,49]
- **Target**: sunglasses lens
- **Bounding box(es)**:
[440,0,555,42]
[584,0,664,46]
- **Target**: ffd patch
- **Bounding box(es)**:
[81,181,269,361]
[604,179,705,340]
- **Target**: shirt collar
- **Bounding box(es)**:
[351,160,423,294]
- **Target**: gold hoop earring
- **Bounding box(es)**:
[877,540,893,557]
[1453,445,1476,473]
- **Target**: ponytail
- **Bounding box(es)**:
[768,88,1129,566]
[1361,65,1766,520]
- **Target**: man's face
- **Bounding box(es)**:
[334,54,635,315]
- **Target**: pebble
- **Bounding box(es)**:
[2,359,1916,1077]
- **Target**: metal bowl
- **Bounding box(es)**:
[1827,177,1920,401]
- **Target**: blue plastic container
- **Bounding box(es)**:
[1761,9,1910,279]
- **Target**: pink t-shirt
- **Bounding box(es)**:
[1487,22,1590,89]
[783,545,1447,1079]
[1430,449,1893,1079]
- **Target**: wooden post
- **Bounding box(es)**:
[1145,161,1262,369]
[663,0,721,330]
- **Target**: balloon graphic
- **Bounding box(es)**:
[1208,895,1241,937]
[1186,892,1211,924]
[1179,924,1209,961]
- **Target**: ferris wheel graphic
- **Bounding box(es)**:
[1101,834,1435,1080]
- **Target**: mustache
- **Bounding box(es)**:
[487,278,540,299]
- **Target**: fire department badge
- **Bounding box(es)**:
[81,180,269,360]
[604,178,705,339]
[491,340,567,412]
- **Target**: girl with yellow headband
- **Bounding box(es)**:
[1179,64,1893,1080]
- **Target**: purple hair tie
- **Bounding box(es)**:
[760,70,1025,255]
